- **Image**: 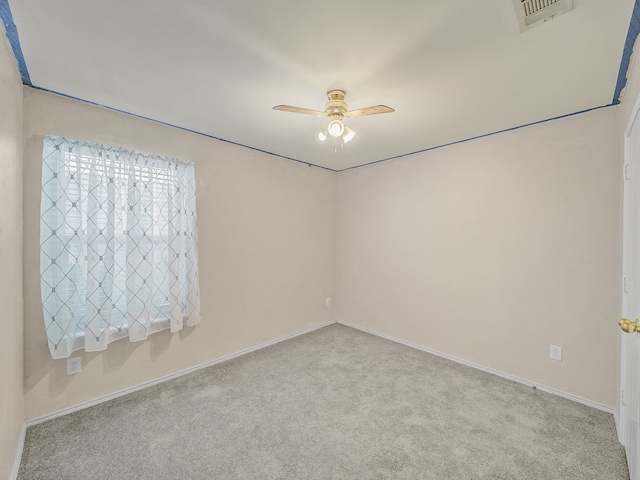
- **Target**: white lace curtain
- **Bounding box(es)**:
[40,135,201,359]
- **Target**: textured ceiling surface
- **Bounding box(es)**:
[6,0,637,170]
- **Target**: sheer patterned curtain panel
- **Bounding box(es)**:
[40,135,201,359]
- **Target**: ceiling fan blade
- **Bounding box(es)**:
[344,105,395,117]
[273,105,328,117]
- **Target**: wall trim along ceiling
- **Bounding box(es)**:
[1,0,639,172]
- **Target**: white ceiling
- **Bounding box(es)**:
[7,0,637,170]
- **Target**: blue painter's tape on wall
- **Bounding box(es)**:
[613,0,640,105]
[0,0,31,85]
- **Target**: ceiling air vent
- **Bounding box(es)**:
[513,0,574,32]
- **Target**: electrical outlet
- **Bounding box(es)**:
[549,345,563,362]
[67,357,81,375]
[326,297,331,306]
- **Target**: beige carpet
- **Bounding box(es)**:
[18,323,628,479]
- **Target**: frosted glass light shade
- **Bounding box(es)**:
[328,120,344,137]
[343,126,356,143]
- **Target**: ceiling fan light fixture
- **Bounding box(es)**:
[328,120,344,138]
[343,126,356,144]
[273,90,394,150]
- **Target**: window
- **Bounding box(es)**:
[40,135,201,359]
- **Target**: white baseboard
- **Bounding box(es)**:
[9,423,26,480]
[26,320,337,427]
[614,410,623,445]
[338,319,614,414]
[13,316,613,479]
[11,320,336,478]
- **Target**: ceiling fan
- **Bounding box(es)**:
[273,90,394,145]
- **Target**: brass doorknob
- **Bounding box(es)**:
[620,318,640,333]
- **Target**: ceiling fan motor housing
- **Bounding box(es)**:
[325,90,348,119]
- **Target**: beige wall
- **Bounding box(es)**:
[22,88,337,420]
[0,30,24,479]
[336,106,622,408]
[16,36,634,437]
